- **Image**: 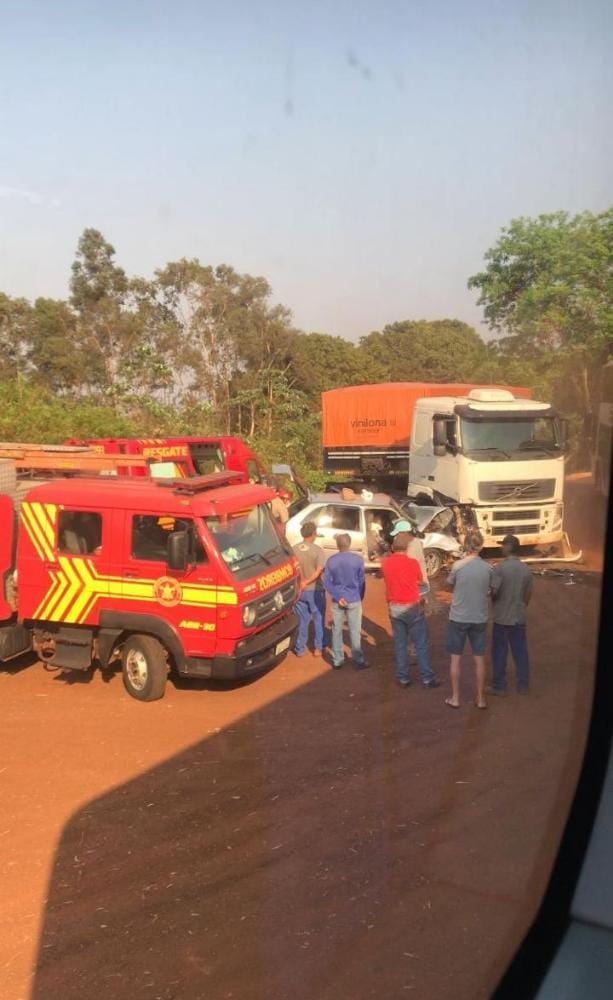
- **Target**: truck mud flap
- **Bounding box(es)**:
[45,626,94,671]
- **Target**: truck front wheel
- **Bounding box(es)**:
[121,635,168,701]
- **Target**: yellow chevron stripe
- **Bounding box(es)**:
[33,554,241,626]
[76,590,100,623]
[34,568,60,619]
[64,560,99,624]
[43,569,71,620]
[21,501,57,562]
[27,505,53,558]
[31,502,56,553]
[21,504,47,561]
[53,557,83,621]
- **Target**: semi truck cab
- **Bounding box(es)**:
[408,389,565,546]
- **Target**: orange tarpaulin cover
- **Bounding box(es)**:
[321,383,532,448]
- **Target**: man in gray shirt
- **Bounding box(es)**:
[490,534,533,694]
[445,530,492,710]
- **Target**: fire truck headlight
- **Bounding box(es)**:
[242,604,257,627]
[553,502,564,528]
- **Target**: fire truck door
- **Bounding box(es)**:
[122,512,218,636]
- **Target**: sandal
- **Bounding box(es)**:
[445,697,460,709]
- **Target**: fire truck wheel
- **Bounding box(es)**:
[121,635,168,701]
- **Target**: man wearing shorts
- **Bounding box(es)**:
[445,530,492,710]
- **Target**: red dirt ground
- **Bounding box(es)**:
[0,477,607,1000]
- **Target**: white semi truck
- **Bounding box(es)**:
[322,382,579,557]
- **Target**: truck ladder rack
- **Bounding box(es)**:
[156,472,244,494]
[0,443,149,473]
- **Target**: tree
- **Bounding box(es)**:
[468,209,613,447]
[27,298,84,392]
[70,228,128,395]
[155,260,301,436]
[70,228,173,402]
[0,293,33,378]
[290,332,386,396]
[359,319,487,382]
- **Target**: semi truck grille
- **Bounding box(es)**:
[256,580,298,624]
[479,479,555,502]
[492,509,539,521]
[491,524,537,536]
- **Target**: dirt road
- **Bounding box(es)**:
[0,478,606,1000]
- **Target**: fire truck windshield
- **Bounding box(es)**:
[205,504,287,578]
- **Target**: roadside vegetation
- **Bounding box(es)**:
[1,208,611,481]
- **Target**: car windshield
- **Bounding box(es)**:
[204,504,287,579]
[461,416,561,457]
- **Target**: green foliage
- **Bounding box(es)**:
[469,209,613,459]
[290,332,386,395]
[0,378,133,443]
[468,210,613,353]
[360,319,487,382]
[1,215,610,473]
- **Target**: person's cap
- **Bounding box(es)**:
[390,519,422,538]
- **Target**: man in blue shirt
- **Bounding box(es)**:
[323,533,369,670]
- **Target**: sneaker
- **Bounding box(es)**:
[293,650,306,658]
[331,662,343,670]
[353,661,370,671]
[423,679,441,689]
[396,679,412,689]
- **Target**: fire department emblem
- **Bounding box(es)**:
[153,576,183,608]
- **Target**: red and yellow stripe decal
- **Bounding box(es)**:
[21,502,57,562]
[33,557,237,624]
[21,501,237,626]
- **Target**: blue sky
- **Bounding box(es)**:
[1,0,611,339]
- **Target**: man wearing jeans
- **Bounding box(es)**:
[293,521,326,657]
[381,535,439,689]
[490,534,533,694]
[323,533,369,670]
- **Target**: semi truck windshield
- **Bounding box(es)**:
[461,416,561,458]
[205,505,286,577]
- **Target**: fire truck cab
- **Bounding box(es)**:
[0,473,299,701]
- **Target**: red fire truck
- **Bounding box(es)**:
[0,471,299,701]
[67,436,268,483]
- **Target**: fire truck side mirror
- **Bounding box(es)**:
[167,530,190,572]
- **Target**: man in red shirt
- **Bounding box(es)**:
[381,536,439,689]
